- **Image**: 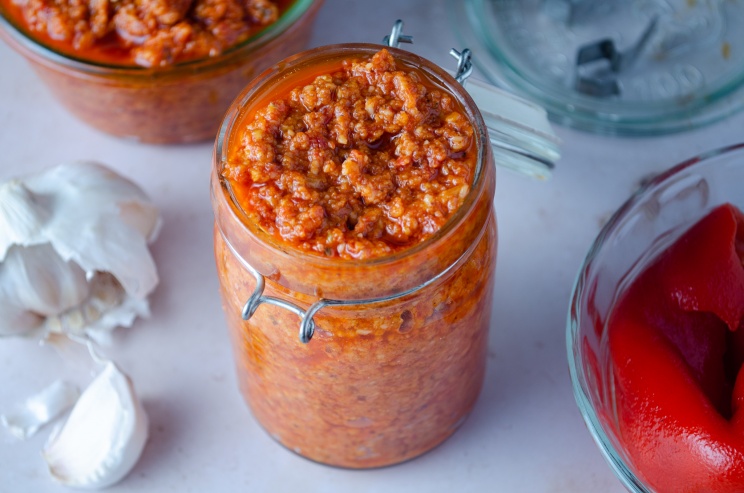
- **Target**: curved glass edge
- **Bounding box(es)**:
[214,43,493,271]
[567,270,651,493]
[566,142,744,492]
[447,0,744,136]
[0,0,316,76]
[460,74,560,179]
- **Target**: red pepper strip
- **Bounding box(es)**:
[608,204,744,493]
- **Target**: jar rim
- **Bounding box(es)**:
[213,42,492,269]
[0,0,317,76]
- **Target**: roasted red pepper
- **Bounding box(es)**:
[608,203,744,492]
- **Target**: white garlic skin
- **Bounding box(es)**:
[0,161,160,339]
[0,380,80,440]
[42,362,149,489]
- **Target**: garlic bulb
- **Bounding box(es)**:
[0,161,160,340]
[42,362,149,489]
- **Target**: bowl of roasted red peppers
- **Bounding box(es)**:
[568,143,744,493]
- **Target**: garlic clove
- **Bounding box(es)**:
[44,272,149,341]
[3,244,90,316]
[42,362,149,489]
[1,380,80,439]
[0,244,90,337]
[0,287,43,336]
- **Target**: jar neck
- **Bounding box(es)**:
[211,44,496,300]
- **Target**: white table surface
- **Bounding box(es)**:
[2,1,744,491]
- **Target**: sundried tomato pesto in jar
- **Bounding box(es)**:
[212,45,497,467]
[0,0,322,142]
[0,0,295,66]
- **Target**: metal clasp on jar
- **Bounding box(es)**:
[221,235,318,343]
[383,20,473,84]
[238,260,318,343]
[220,218,484,344]
[383,20,560,179]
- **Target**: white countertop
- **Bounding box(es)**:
[2,1,744,491]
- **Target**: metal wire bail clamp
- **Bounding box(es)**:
[383,19,414,48]
[450,48,473,84]
[225,224,476,345]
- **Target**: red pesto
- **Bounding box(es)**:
[223,49,476,260]
[607,203,744,492]
[0,0,321,143]
[0,0,293,66]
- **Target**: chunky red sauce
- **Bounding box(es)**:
[213,46,496,467]
[607,203,744,492]
[223,49,477,260]
[1,0,293,66]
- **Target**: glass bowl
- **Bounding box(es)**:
[567,142,744,492]
[448,0,744,136]
[0,0,323,144]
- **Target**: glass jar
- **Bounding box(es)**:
[0,0,323,144]
[568,143,744,491]
[211,44,497,468]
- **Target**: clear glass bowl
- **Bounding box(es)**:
[449,0,744,135]
[0,0,323,144]
[567,143,744,492]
